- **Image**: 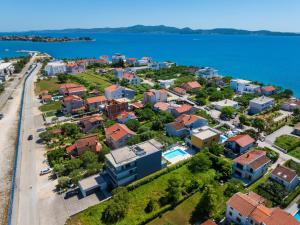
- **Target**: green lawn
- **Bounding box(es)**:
[67,166,216,225]
[288,147,300,160]
[39,101,62,112]
[35,77,61,94]
[274,135,300,152]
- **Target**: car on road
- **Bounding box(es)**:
[36,128,46,132]
[28,134,33,140]
[40,168,52,176]
[8,96,13,100]
[0,113,3,120]
[64,189,79,199]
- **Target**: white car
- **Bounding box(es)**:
[40,168,52,176]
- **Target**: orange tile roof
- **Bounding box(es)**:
[227,134,255,147]
[200,220,217,225]
[131,102,144,109]
[183,81,201,89]
[105,123,135,141]
[86,96,107,104]
[168,121,186,131]
[154,102,169,111]
[123,73,135,80]
[271,165,297,183]
[175,114,202,126]
[173,87,186,94]
[62,95,82,102]
[80,114,103,124]
[233,150,268,166]
[41,94,52,101]
[174,104,193,114]
[59,83,80,89]
[66,86,86,93]
[262,86,276,92]
[263,208,300,225]
[66,134,102,154]
[105,84,122,93]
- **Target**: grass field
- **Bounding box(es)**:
[67,166,216,225]
[35,77,61,94]
[274,135,300,152]
[39,101,62,112]
[73,71,111,92]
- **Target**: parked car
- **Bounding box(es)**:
[67,182,76,189]
[36,128,46,132]
[8,96,13,100]
[64,189,79,199]
[0,113,3,120]
[28,135,33,140]
[40,168,52,176]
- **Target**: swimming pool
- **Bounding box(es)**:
[163,149,188,160]
[294,210,300,222]
[220,135,228,143]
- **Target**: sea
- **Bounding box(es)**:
[0,32,300,96]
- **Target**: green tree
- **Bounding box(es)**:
[188,152,212,173]
[166,177,182,205]
[69,169,83,184]
[80,151,98,168]
[145,199,155,213]
[61,123,81,137]
[39,130,53,142]
[65,158,82,172]
[57,176,69,189]
[125,119,140,132]
[252,118,265,132]
[151,120,164,131]
[208,143,224,156]
[224,179,243,197]
[196,185,219,220]
[127,135,141,145]
[221,106,235,118]
[57,73,68,83]
[53,163,66,176]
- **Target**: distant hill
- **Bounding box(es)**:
[29,25,300,36]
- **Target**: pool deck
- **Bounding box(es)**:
[163,146,195,165]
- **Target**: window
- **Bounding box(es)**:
[236,217,241,223]
[229,211,233,216]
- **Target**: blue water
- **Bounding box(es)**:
[1,32,300,95]
[294,210,300,222]
[163,149,188,159]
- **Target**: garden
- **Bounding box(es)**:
[275,135,300,159]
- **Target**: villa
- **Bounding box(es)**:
[105,139,163,187]
[165,114,208,137]
[66,134,102,157]
[113,68,124,79]
[230,79,260,94]
[122,72,141,85]
[86,95,107,111]
[65,62,85,74]
[105,84,124,100]
[270,165,299,192]
[126,57,137,65]
[281,99,300,111]
[0,62,14,80]
[153,102,170,112]
[59,83,87,96]
[226,192,299,225]
[149,61,172,70]
[211,99,239,111]
[195,67,218,79]
[293,123,300,136]
[232,150,271,184]
[79,114,103,133]
[171,104,195,117]
[158,79,176,88]
[105,99,129,119]
[190,127,221,149]
[182,81,201,92]
[249,96,275,114]
[112,53,126,63]
[173,87,186,95]
[225,134,255,154]
[143,89,168,104]
[44,61,66,76]
[261,85,276,95]
[105,123,136,149]
[61,95,85,114]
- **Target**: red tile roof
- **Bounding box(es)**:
[105,84,122,93]
[262,86,276,92]
[183,81,201,90]
[117,111,136,121]
[175,114,203,126]
[66,86,87,93]
[154,102,169,111]
[200,220,217,225]
[173,87,186,94]
[66,134,102,155]
[271,165,297,183]
[105,123,135,141]
[174,104,193,114]
[86,96,107,104]
[131,102,144,109]
[169,121,186,131]
[62,95,82,102]
[234,150,271,169]
[227,134,255,147]
[123,73,135,80]
[80,114,103,124]
[59,83,79,89]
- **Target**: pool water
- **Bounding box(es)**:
[220,135,228,143]
[163,149,188,159]
[294,210,300,222]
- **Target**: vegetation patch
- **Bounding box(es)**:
[39,101,62,112]
[275,135,300,152]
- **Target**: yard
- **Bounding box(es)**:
[39,101,62,112]
[35,77,61,94]
[274,135,300,152]
[66,165,216,225]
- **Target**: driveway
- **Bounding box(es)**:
[265,125,294,144]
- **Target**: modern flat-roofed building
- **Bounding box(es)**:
[44,61,66,76]
[249,96,274,114]
[105,139,163,187]
[191,127,221,149]
[230,79,260,94]
[211,99,239,111]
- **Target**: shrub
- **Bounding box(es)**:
[275,135,300,152]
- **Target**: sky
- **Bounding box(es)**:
[1,0,300,32]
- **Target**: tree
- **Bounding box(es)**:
[282,89,293,98]
[53,163,66,176]
[196,185,219,220]
[69,169,83,184]
[136,108,155,121]
[125,119,140,132]
[166,177,182,205]
[188,152,212,173]
[61,123,81,137]
[57,73,68,83]
[252,118,265,132]
[224,179,243,197]
[57,176,69,189]
[39,130,53,142]
[221,106,235,118]
[127,135,141,145]
[208,143,224,156]
[145,199,155,213]
[151,120,164,131]
[65,158,82,172]
[80,151,98,168]
[239,114,248,125]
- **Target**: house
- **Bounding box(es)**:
[166,114,208,137]
[44,61,66,76]
[195,67,218,79]
[59,83,87,96]
[261,86,276,95]
[225,134,255,154]
[117,111,137,123]
[66,62,85,74]
[61,95,85,114]
[212,99,239,111]
[158,79,176,88]
[270,165,299,191]
[293,123,300,136]
[226,192,300,225]
[113,68,124,79]
[86,96,107,111]
[153,102,170,112]
[105,99,129,119]
[41,94,52,103]
[105,84,124,100]
[0,62,14,77]
[105,139,163,187]
[249,96,275,114]
[137,56,152,66]
[66,134,102,157]
[191,127,221,149]
[200,220,217,225]
[126,57,137,65]
[130,102,144,110]
[105,123,136,149]
[182,81,201,92]
[122,73,141,85]
[143,89,168,104]
[171,104,195,117]
[230,79,260,94]
[281,99,300,111]
[149,62,172,70]
[232,150,271,184]
[112,53,126,63]
[79,114,103,133]
[173,87,186,95]
[122,87,135,99]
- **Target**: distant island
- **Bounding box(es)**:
[30,25,300,36]
[0,35,94,42]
